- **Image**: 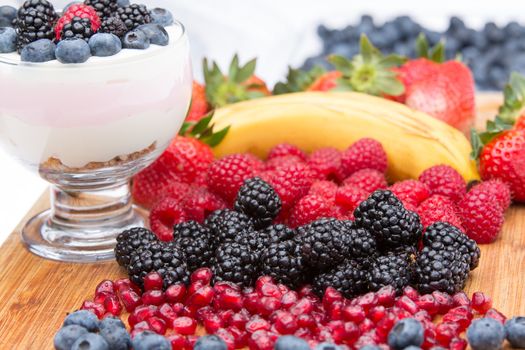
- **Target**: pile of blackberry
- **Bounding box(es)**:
[13,0,58,51]
[115,179,480,299]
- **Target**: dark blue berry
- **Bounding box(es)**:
[150,8,173,26]
[100,325,131,350]
[121,29,150,49]
[194,335,228,350]
[484,22,505,43]
[63,310,100,332]
[467,318,505,350]
[0,27,16,53]
[56,39,91,64]
[117,0,130,7]
[274,335,310,350]
[316,343,342,350]
[21,39,56,63]
[403,347,423,350]
[99,316,126,331]
[137,24,169,46]
[505,317,525,348]
[0,5,16,27]
[358,346,382,350]
[54,325,89,350]
[89,33,122,57]
[71,333,109,350]
[131,331,170,350]
[388,318,424,350]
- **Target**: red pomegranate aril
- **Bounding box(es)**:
[403,286,420,301]
[376,313,396,339]
[95,280,115,296]
[368,305,386,323]
[187,281,204,296]
[133,320,151,332]
[187,285,214,307]
[344,322,359,343]
[142,290,165,306]
[442,312,470,331]
[258,296,281,316]
[248,330,276,350]
[104,294,122,316]
[203,313,224,333]
[471,291,492,314]
[190,267,213,284]
[278,284,290,294]
[343,305,366,323]
[255,276,275,291]
[259,282,282,299]
[485,308,507,324]
[413,310,432,322]
[147,316,167,335]
[181,305,198,318]
[326,320,345,343]
[114,278,131,293]
[157,303,178,323]
[359,318,375,333]
[230,310,250,329]
[186,335,198,348]
[273,310,298,335]
[376,285,396,307]
[244,291,260,314]
[143,272,164,291]
[217,309,235,325]
[297,314,316,330]
[214,281,242,294]
[290,298,314,316]
[246,316,271,333]
[165,283,187,303]
[281,291,299,309]
[215,288,243,311]
[432,291,454,314]
[395,295,419,314]
[215,328,236,350]
[416,294,439,315]
[449,337,468,350]
[297,285,316,298]
[294,327,312,339]
[171,302,185,315]
[80,301,105,319]
[356,292,378,312]
[435,322,459,346]
[167,334,189,350]
[228,326,249,348]
[94,292,111,305]
[129,305,158,327]
[316,326,335,342]
[323,287,343,308]
[172,316,197,335]
[328,300,344,320]
[452,291,471,307]
[119,288,142,312]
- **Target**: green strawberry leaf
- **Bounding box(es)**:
[190,114,214,135]
[415,33,445,63]
[179,111,230,147]
[236,58,257,83]
[498,72,525,123]
[201,125,230,147]
[273,65,327,94]
[228,54,240,82]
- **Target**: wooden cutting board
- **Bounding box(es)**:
[0,93,523,349]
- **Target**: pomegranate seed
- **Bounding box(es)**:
[376,285,396,307]
[281,291,299,309]
[354,331,379,348]
[128,305,158,327]
[368,305,386,323]
[452,291,471,307]
[186,335,198,348]
[297,314,316,330]
[471,291,492,314]
[485,308,507,324]
[328,300,344,320]
[246,316,271,333]
[147,316,167,335]
[215,288,243,311]
[359,318,375,333]
[187,285,214,307]
[129,281,142,294]
[214,281,242,294]
[118,288,142,312]
[442,313,471,331]
[104,294,122,316]
[156,303,178,323]
[167,334,189,350]
[171,303,185,315]
[376,313,396,339]
[215,328,236,350]
[395,295,419,314]
[277,284,290,295]
[244,291,260,314]
[114,278,131,293]
[435,322,459,346]
[228,326,249,348]
[187,281,204,296]
[172,316,197,335]
[248,330,276,350]
[327,320,345,343]
[432,291,454,314]
[273,310,298,334]
[202,313,224,333]
[80,301,105,319]
[165,283,186,303]
[255,276,275,290]
[94,292,110,305]
[190,267,213,284]
[403,286,420,300]
[391,306,412,320]
[297,285,315,298]
[142,290,165,306]
[294,327,312,339]
[258,296,281,316]
[343,305,366,323]
[181,305,198,318]
[413,310,431,322]
[356,292,378,312]
[323,287,343,308]
[316,326,334,342]
[344,321,359,343]
[230,310,250,329]
[290,298,314,316]
[133,320,151,332]
[449,337,468,350]
[95,280,115,296]
[311,311,325,325]
[143,272,164,291]
[416,294,439,315]
[259,282,282,299]
[217,309,235,325]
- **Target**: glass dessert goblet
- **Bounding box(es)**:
[0,20,192,262]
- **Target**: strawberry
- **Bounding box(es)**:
[307,71,342,92]
[185,82,210,123]
[55,4,101,41]
[203,55,270,108]
[273,66,327,94]
[515,115,525,130]
[392,58,439,102]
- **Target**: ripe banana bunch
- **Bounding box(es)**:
[212,92,479,182]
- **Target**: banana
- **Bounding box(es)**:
[211,91,479,182]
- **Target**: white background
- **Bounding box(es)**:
[0,0,521,243]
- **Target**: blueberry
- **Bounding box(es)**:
[100,325,131,350]
[62,2,81,13]
[388,318,424,350]
[122,30,150,50]
[316,342,342,350]
[54,325,89,350]
[21,39,56,63]
[471,31,488,50]
[56,39,91,64]
[484,22,505,43]
[0,5,16,27]
[131,331,170,350]
[447,16,466,33]
[467,318,505,350]
[358,346,382,350]
[150,8,174,26]
[0,27,16,53]
[117,0,130,7]
[99,316,126,331]
[274,335,310,350]
[403,347,423,350]
[194,335,228,350]
[429,347,446,350]
[63,310,100,332]
[504,21,524,38]
[89,33,122,57]
[71,333,109,350]
[137,24,169,46]
[506,316,525,348]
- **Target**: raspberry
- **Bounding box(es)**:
[458,189,504,244]
[131,166,187,209]
[418,195,463,230]
[149,197,188,241]
[264,155,305,172]
[267,143,307,162]
[288,194,333,228]
[266,163,315,210]
[307,147,342,181]
[468,180,511,211]
[308,181,337,202]
[339,138,388,179]
[419,165,466,203]
[343,169,388,194]
[54,4,101,41]
[389,180,431,207]
[207,153,264,203]
[182,187,228,223]
[334,185,369,212]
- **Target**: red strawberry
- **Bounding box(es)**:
[307,71,342,92]
[343,169,388,194]
[393,58,439,102]
[458,189,504,243]
[339,138,388,179]
[468,180,511,211]
[515,115,525,130]
[267,143,307,162]
[185,82,210,123]
[419,165,466,203]
[389,180,430,207]
[307,147,342,181]
[288,194,333,228]
[182,187,228,223]
[55,4,101,40]
[335,185,369,212]
[150,197,188,241]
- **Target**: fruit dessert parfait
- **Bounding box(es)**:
[0,0,192,262]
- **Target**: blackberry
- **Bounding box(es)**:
[127,241,189,289]
[260,240,305,289]
[414,246,470,294]
[234,177,281,229]
[344,221,378,259]
[312,259,369,298]
[115,4,151,30]
[354,190,422,248]
[60,17,94,41]
[99,16,127,37]
[369,252,415,293]
[423,222,480,270]
[296,218,351,269]
[84,0,118,19]
[173,221,214,271]
[239,224,295,258]
[14,0,58,52]
[114,227,157,268]
[212,241,258,287]
[206,209,255,246]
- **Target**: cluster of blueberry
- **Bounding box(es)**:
[303,15,525,91]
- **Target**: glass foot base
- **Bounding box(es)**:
[21,205,147,263]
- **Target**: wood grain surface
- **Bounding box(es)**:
[0,93,523,349]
